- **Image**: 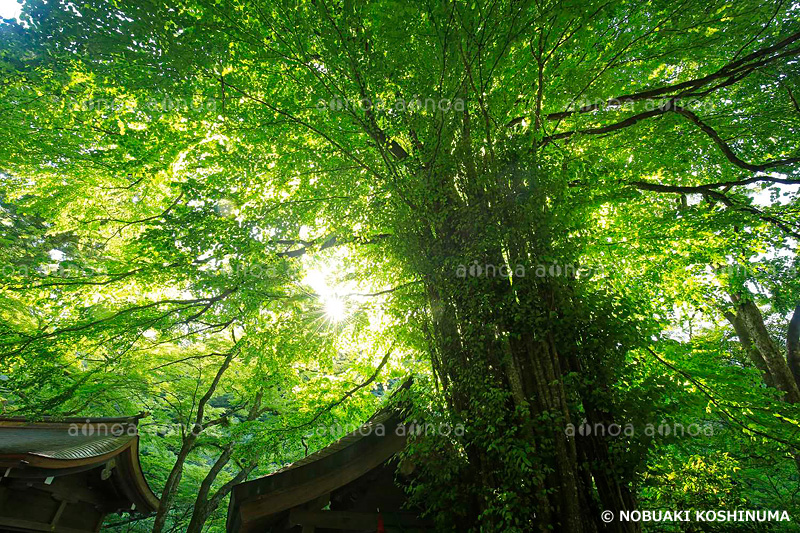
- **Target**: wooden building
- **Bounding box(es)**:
[226,406,430,533]
[0,415,159,532]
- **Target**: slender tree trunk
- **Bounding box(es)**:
[152,349,236,533]
[151,435,197,533]
[184,456,256,533]
[184,392,264,533]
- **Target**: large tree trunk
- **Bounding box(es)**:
[415,184,639,531]
[787,304,800,389]
[731,296,800,402]
[391,93,640,528]
[424,273,638,531]
[727,298,800,475]
[725,310,775,387]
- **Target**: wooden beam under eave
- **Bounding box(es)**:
[50,500,68,526]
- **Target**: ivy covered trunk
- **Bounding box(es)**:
[404,152,640,531]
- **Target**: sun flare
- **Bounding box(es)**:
[303,253,354,324]
[323,295,347,322]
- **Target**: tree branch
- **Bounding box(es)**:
[645,347,799,448]
[542,30,800,122]
[277,343,395,433]
[672,106,800,172]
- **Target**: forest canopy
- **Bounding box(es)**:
[1,0,799,531]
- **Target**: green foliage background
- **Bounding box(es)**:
[1,0,799,530]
